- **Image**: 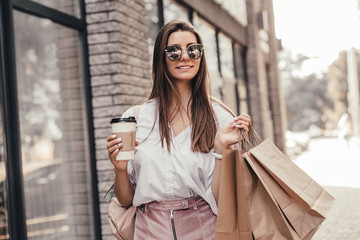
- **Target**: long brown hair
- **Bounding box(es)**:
[148,20,217,153]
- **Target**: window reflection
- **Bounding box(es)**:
[193,15,222,99]
[13,11,93,240]
[213,0,247,25]
[144,0,159,61]
[163,0,189,24]
[218,32,235,80]
[238,80,249,114]
[218,32,237,112]
[233,44,249,114]
[0,98,9,239]
[31,0,80,18]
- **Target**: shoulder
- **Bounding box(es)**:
[211,97,234,115]
[121,99,157,119]
[211,98,234,127]
[122,100,157,141]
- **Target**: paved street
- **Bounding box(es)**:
[293,137,360,240]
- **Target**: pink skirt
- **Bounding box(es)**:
[134,196,217,240]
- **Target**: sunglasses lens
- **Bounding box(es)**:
[188,45,203,60]
[165,44,203,61]
[165,46,181,61]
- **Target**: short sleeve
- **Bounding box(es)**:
[212,102,234,128]
[121,106,135,119]
[212,102,239,150]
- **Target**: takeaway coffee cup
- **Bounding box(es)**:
[110,117,137,160]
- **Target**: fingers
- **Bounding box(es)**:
[108,144,123,161]
[109,147,120,160]
[106,135,140,162]
[106,134,117,142]
[237,113,251,124]
[106,136,122,149]
[232,122,249,132]
[109,142,123,154]
[106,134,123,160]
[231,113,251,132]
[239,125,249,133]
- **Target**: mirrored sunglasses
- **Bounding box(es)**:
[164,44,203,61]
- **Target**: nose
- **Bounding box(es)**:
[180,48,190,61]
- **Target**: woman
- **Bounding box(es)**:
[106,20,251,240]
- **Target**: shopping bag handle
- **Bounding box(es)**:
[238,127,263,151]
[210,97,263,150]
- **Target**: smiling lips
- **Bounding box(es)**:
[176,65,193,70]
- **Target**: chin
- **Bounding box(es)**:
[176,76,196,82]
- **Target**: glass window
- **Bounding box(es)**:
[193,15,222,99]
[31,0,80,18]
[13,11,94,239]
[163,0,189,24]
[233,43,248,114]
[144,0,160,61]
[218,32,235,80]
[218,32,237,112]
[214,0,247,25]
[238,79,249,114]
[0,91,9,239]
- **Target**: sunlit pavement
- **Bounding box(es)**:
[293,137,360,240]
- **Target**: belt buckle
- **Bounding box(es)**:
[139,204,146,212]
[180,201,188,208]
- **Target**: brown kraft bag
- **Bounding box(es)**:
[215,127,335,240]
[242,128,335,239]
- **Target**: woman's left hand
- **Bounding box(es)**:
[214,113,252,154]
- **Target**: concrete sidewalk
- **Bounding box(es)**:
[294,137,360,188]
[293,137,360,240]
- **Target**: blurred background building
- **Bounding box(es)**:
[273,1,360,238]
[0,0,285,239]
[274,0,360,158]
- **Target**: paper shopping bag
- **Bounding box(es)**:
[215,149,253,240]
[244,134,335,239]
[240,153,302,239]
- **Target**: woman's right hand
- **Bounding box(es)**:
[106,134,128,171]
[106,134,137,207]
[106,134,139,171]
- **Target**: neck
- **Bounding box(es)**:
[175,81,192,107]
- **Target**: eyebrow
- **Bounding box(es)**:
[166,43,198,47]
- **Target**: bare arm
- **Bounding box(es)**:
[106,134,136,208]
[211,158,222,204]
[113,166,135,208]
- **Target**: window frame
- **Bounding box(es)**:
[0,0,100,239]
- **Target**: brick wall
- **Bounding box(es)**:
[85,0,152,238]
[264,0,287,150]
[245,0,286,151]
[245,0,272,139]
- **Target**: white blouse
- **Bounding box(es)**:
[121,99,233,215]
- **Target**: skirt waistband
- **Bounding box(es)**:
[139,196,206,212]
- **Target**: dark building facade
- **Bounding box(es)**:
[0,0,285,239]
